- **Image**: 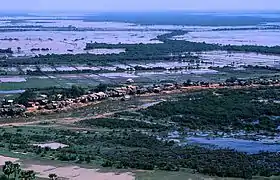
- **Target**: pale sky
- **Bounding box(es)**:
[1,0,280,11]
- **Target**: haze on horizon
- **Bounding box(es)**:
[1,0,280,12]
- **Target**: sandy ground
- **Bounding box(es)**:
[0,155,135,180]
[0,155,19,165]
[25,165,135,180]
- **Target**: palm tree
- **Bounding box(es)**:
[48,173,58,180]
[2,161,13,179]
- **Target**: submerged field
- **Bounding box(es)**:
[1,12,280,180]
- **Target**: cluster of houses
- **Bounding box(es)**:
[26,91,108,111]
[220,77,280,87]
[0,83,181,116]
[0,100,26,117]
[2,77,280,117]
[26,84,179,112]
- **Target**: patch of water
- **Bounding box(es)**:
[140,101,163,108]
[196,51,280,67]
[186,137,280,154]
[33,142,68,150]
[0,67,18,72]
[136,69,217,76]
[174,30,280,46]
[87,48,125,55]
[0,77,26,82]
[39,65,56,72]
[0,90,25,94]
[99,72,139,78]
[55,66,76,71]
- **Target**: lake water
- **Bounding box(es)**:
[187,137,280,154]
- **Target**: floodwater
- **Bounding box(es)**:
[87,48,125,55]
[187,137,280,154]
[136,69,217,76]
[0,31,164,57]
[196,51,280,67]
[1,17,278,58]
[175,30,280,46]
[0,19,256,31]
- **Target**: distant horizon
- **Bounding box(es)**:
[1,9,280,16]
[1,0,280,12]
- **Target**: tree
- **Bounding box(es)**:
[13,163,21,179]
[15,89,36,106]
[85,156,91,164]
[94,83,108,93]
[67,85,85,98]
[20,170,36,180]
[2,161,13,179]
[184,79,192,86]
[48,173,58,180]
[226,77,238,83]
[0,175,9,180]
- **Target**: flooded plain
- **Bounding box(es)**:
[2,17,280,94]
[1,17,280,57]
[0,18,258,31]
[0,30,164,56]
[196,51,280,67]
[175,29,280,46]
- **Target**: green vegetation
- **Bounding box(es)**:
[79,117,168,130]
[1,161,36,180]
[2,13,280,180]
[1,86,280,179]
[0,161,59,180]
[15,85,85,104]
[0,124,279,179]
[142,87,280,131]
[15,90,36,106]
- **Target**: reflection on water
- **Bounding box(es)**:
[187,137,280,154]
